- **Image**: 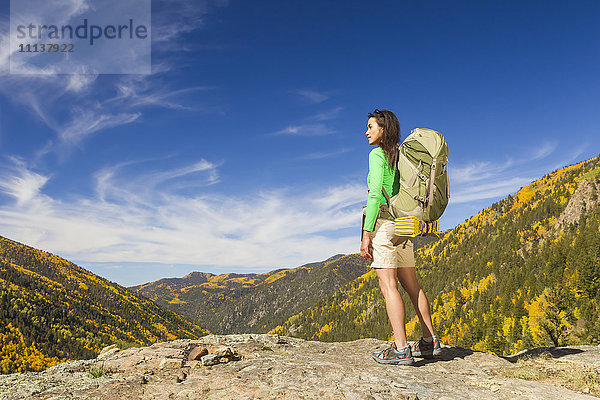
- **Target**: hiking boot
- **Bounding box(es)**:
[410,337,441,358]
[372,342,415,365]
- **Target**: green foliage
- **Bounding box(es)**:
[582,167,600,181]
[87,362,105,378]
[539,285,576,347]
[573,216,600,298]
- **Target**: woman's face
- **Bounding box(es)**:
[366,117,383,145]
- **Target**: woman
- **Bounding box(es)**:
[360,109,440,365]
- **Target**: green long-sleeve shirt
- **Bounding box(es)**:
[363,147,399,232]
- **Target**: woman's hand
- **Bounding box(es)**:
[360,230,373,261]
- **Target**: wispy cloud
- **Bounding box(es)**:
[449,141,578,204]
[0,160,363,271]
[310,183,364,211]
[0,70,217,159]
[450,177,533,204]
[109,76,218,111]
[299,148,351,160]
[152,0,229,45]
[449,158,530,205]
[60,109,141,146]
[533,141,558,161]
[451,159,514,184]
[272,123,335,136]
[0,158,50,206]
[0,0,227,158]
[66,74,98,93]
[547,144,587,172]
[273,104,342,138]
[311,106,343,121]
[95,158,220,202]
[291,89,329,103]
[0,0,85,73]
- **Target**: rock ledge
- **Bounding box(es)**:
[0,334,598,400]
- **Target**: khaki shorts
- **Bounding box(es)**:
[370,219,415,269]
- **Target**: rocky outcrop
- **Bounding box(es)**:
[554,178,600,230]
[530,177,600,253]
[0,334,598,400]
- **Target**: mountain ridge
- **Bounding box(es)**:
[132,253,371,334]
[130,253,349,293]
[0,235,209,374]
[130,239,440,335]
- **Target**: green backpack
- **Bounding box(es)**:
[380,128,450,222]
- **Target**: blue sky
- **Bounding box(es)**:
[0,0,599,286]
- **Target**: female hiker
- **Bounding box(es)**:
[360,109,440,365]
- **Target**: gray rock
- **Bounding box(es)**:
[175,370,187,383]
[159,357,184,370]
[187,346,208,361]
[45,359,95,374]
[99,344,119,355]
[200,346,235,366]
[0,335,598,400]
[176,389,196,399]
[97,347,120,360]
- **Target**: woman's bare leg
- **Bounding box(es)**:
[396,267,435,338]
[375,268,408,348]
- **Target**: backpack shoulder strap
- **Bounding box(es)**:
[382,146,400,204]
[399,152,427,188]
[382,186,391,205]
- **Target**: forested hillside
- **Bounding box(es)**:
[271,155,600,356]
[132,254,371,334]
[0,237,209,374]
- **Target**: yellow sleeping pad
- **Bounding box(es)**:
[394,216,439,237]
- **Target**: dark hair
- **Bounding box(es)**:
[367,109,400,169]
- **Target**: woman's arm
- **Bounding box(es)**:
[361,149,385,261]
[363,149,385,232]
[360,230,373,261]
